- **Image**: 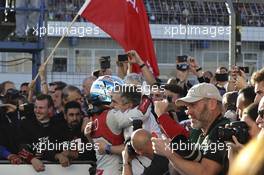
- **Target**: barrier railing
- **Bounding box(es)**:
[0,160,96,175]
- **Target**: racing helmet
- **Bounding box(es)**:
[89,75,124,105]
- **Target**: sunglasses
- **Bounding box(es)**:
[258,109,264,118]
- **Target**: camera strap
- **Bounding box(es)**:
[5,114,12,124]
[135,157,148,170]
[4,110,20,124]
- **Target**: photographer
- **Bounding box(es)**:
[152,83,230,175]
[0,113,22,164]
[99,56,112,76]
[214,67,229,96]
[236,86,255,119]
[228,103,260,164]
[0,89,34,156]
[229,66,248,92]
[122,129,170,175]
[222,91,238,121]
[175,56,204,96]
[116,50,156,86]
[241,103,260,139]
[163,83,188,122]
[203,71,214,84]
[0,81,15,96]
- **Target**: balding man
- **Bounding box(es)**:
[82,76,96,96]
[1,81,15,96]
[122,129,170,175]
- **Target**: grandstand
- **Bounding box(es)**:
[0,0,264,87]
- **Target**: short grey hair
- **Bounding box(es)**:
[62,85,81,101]
[82,76,97,85]
[124,73,144,85]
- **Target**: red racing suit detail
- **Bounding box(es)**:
[91,110,124,145]
[158,113,189,139]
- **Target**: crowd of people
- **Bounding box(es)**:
[0,0,257,26]
[146,1,264,26]
[2,0,264,42]
[0,50,264,175]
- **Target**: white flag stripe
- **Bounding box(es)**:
[78,0,92,15]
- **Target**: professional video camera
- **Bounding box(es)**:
[126,119,143,157]
[217,121,250,144]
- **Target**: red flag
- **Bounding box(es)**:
[78,0,159,76]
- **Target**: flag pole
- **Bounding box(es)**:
[33,14,80,81]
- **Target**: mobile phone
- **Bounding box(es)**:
[118,54,128,62]
[215,73,229,82]
[166,96,173,103]
[100,56,111,69]
[92,70,100,78]
[177,55,188,63]
[239,66,249,74]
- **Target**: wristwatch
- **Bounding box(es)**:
[196,67,202,72]
[139,63,146,69]
[105,144,112,154]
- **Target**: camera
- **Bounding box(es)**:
[177,55,188,63]
[0,89,33,119]
[215,73,229,82]
[92,70,101,78]
[170,135,202,162]
[176,63,189,71]
[166,96,172,103]
[217,121,250,144]
[239,66,249,74]
[118,54,128,62]
[126,119,143,157]
[1,89,22,107]
[176,55,189,71]
[100,56,111,70]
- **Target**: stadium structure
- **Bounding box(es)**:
[0,0,264,88]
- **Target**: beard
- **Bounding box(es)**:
[69,121,80,129]
[191,105,209,130]
[191,118,203,129]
